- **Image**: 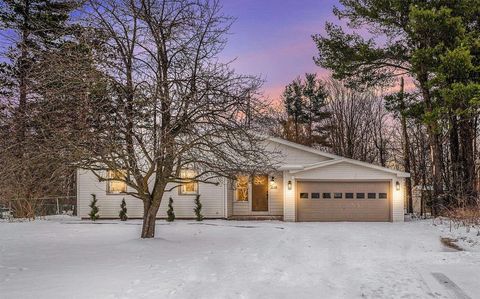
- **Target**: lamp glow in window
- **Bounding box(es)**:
[235,175,249,201]
[107,170,127,194]
[180,169,198,195]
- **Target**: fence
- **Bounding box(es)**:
[0,196,77,219]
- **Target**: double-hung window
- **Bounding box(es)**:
[107,170,127,194]
[179,169,198,195]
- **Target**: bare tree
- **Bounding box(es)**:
[48,0,275,238]
[325,80,393,165]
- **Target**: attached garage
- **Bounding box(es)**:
[296,181,391,222]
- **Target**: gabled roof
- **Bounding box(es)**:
[267,136,410,178]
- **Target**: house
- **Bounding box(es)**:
[77,137,409,222]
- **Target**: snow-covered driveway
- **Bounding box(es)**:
[1,219,479,299]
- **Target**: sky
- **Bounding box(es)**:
[220,0,340,102]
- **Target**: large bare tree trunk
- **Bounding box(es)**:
[420,83,443,216]
[16,0,31,152]
[141,198,161,238]
[399,78,413,213]
[459,116,476,205]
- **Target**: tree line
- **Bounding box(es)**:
[267,0,479,215]
[0,0,478,237]
[0,0,276,237]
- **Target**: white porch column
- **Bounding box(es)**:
[283,171,296,221]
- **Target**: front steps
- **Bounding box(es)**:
[227,215,283,221]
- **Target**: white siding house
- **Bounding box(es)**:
[77,137,409,222]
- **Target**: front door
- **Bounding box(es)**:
[252,175,268,211]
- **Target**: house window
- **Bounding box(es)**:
[179,169,198,195]
[235,175,249,201]
[322,193,331,199]
[107,170,127,194]
[379,193,387,199]
[311,192,320,199]
[368,193,376,199]
[334,193,342,199]
[345,193,354,199]
[300,192,309,199]
[356,193,365,199]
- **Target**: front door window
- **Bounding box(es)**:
[252,175,268,211]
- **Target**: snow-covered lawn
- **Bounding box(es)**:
[1,219,479,299]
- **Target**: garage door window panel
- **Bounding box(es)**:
[356,193,365,199]
[368,193,376,199]
[379,193,387,199]
[311,193,320,199]
[323,193,331,199]
[334,193,342,199]
[300,192,309,199]
[345,193,354,199]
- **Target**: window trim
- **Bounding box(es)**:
[106,170,127,195]
[356,193,365,199]
[178,169,199,196]
[234,175,249,202]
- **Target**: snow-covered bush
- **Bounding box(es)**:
[119,198,128,221]
[167,197,175,222]
[194,195,203,221]
[89,194,99,221]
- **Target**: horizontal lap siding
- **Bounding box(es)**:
[77,170,225,219]
[232,173,283,216]
[265,142,331,165]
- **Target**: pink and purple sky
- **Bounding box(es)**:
[220,0,340,101]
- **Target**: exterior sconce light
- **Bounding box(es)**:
[270,176,277,189]
[396,181,400,191]
[287,180,292,190]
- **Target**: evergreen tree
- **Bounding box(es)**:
[302,73,330,147]
[119,198,128,221]
[313,0,480,211]
[89,194,99,221]
[193,195,203,221]
[166,197,175,222]
[0,0,79,146]
[282,74,330,146]
[283,79,304,143]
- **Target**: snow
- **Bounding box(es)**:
[1,219,479,299]
[433,218,480,252]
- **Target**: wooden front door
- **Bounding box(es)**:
[252,175,268,211]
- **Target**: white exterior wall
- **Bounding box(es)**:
[231,172,284,216]
[392,178,405,222]
[77,169,225,219]
[265,142,331,165]
[283,171,296,221]
[286,161,405,222]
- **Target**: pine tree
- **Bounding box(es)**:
[119,198,128,221]
[89,194,99,221]
[0,0,79,147]
[166,197,175,222]
[193,195,203,221]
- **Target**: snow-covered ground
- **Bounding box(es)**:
[1,219,479,299]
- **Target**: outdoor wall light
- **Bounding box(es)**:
[287,180,292,190]
[396,181,400,191]
[270,176,277,189]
